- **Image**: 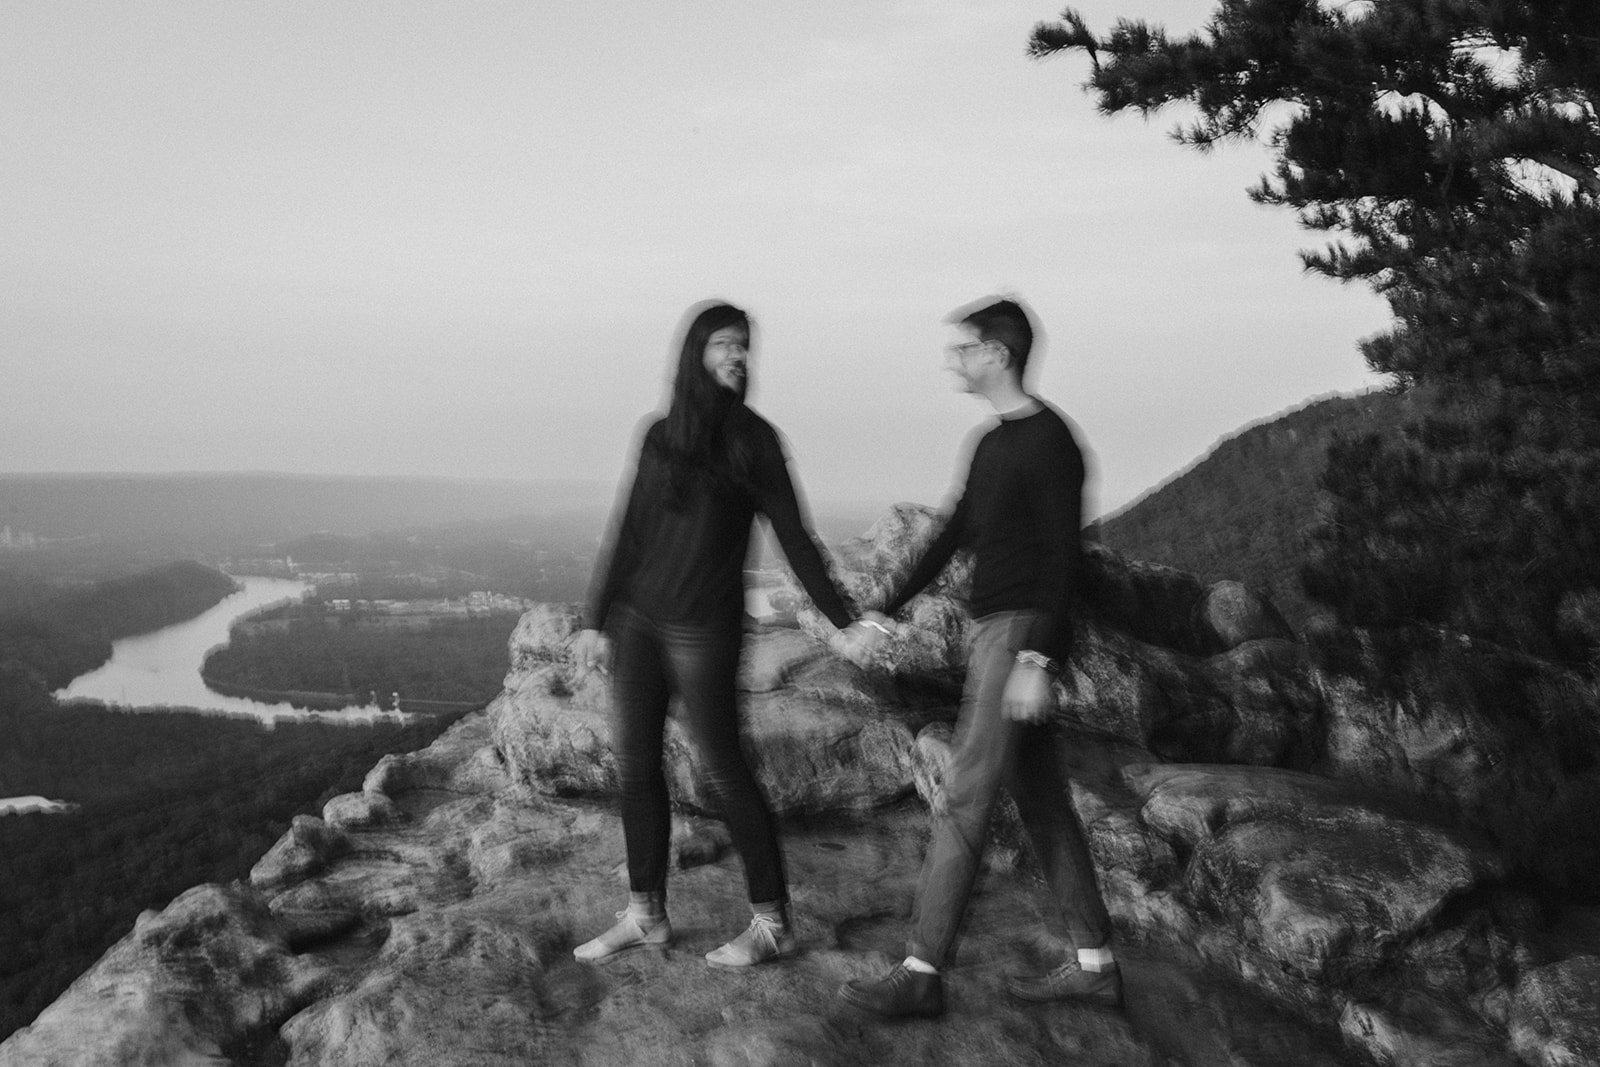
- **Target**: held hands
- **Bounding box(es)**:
[571,628,613,682]
[835,611,895,667]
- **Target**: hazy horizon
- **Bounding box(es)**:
[0,384,1376,525]
[4,1,1392,520]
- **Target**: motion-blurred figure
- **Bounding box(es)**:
[838,296,1119,1017]
[571,300,876,969]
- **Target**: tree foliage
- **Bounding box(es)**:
[1033,0,1600,665]
[202,610,521,705]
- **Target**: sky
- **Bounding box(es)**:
[1,0,1392,521]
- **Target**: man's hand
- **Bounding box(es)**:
[1001,661,1056,723]
[836,611,894,666]
[570,629,612,682]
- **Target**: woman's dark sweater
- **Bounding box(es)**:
[584,406,855,632]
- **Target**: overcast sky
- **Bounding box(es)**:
[1,0,1390,519]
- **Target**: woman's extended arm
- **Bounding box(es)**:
[581,421,658,633]
[752,424,856,631]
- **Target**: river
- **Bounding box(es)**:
[52,576,408,725]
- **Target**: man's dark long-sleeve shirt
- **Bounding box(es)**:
[584,407,854,632]
[880,401,1084,664]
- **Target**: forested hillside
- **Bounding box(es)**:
[0,561,238,699]
[1090,391,1405,628]
[203,609,521,706]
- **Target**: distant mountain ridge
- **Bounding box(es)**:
[1089,390,1406,630]
[0,473,613,551]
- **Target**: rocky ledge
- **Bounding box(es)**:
[5,504,1599,1066]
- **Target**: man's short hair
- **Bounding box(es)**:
[947,296,1038,380]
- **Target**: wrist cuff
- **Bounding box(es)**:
[1015,649,1061,675]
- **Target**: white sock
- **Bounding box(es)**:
[902,955,938,975]
[1078,946,1115,972]
[625,902,665,924]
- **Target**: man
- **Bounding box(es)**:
[838,297,1119,1017]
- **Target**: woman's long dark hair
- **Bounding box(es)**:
[657,301,755,507]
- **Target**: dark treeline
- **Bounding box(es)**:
[203,609,522,706]
[273,524,593,603]
[0,561,238,698]
[0,702,467,1042]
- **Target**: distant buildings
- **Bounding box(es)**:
[465,591,529,614]
[322,593,532,617]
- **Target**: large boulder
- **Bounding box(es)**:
[783,502,972,682]
[251,815,349,891]
[882,722,1551,1065]
[1195,579,1296,650]
[1062,623,1324,765]
[1505,955,1600,1067]
[0,884,333,1067]
[1122,763,1508,989]
[279,913,557,1067]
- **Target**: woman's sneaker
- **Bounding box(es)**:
[573,910,672,962]
[705,914,796,968]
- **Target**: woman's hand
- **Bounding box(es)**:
[1001,662,1056,723]
[571,629,612,681]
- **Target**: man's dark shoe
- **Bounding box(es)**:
[838,963,944,1018]
[1005,960,1123,1008]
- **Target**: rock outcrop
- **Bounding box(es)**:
[488,603,934,815]
[789,504,1600,884]
[0,883,336,1066]
[6,502,1600,1067]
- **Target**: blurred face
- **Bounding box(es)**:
[943,324,992,393]
[702,324,750,392]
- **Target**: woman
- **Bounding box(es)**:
[571,300,863,968]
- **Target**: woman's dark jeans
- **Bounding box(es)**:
[608,604,786,906]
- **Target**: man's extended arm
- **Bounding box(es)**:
[879,493,969,620]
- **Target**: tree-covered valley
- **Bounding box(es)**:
[0,487,603,1043]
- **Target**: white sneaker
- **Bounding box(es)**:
[705,914,796,968]
[573,910,671,962]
